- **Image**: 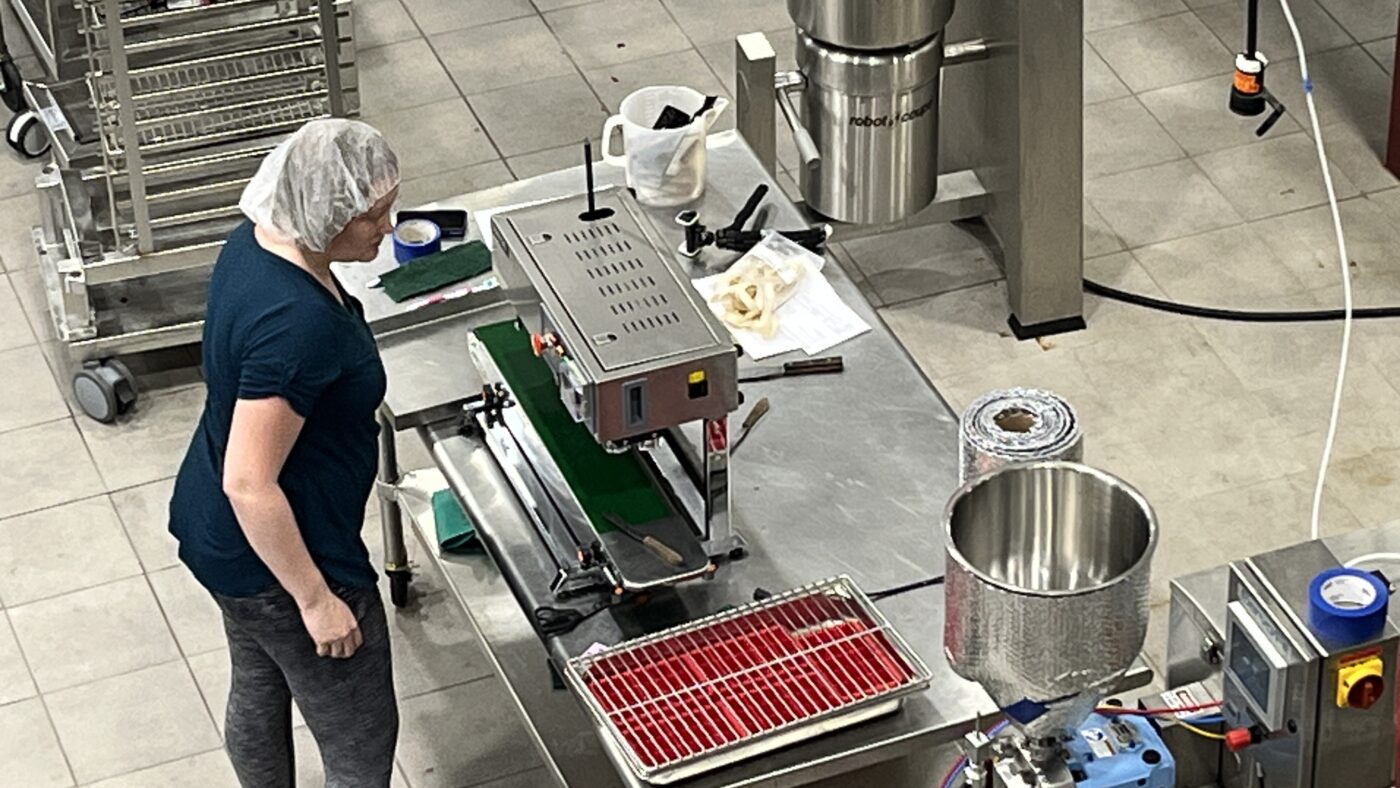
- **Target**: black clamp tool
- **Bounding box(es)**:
[676,184,830,259]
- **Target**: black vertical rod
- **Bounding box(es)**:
[1246,0,1259,55]
[583,139,597,216]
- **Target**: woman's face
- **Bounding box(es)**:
[325,188,399,263]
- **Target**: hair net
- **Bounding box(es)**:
[239,119,400,253]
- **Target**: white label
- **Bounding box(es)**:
[38,105,70,134]
[1081,727,1115,760]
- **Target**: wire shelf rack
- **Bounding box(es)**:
[89,46,331,154]
[124,46,324,98]
[565,576,932,784]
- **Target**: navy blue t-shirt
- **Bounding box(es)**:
[169,221,386,597]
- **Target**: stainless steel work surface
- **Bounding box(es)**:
[365,134,1098,787]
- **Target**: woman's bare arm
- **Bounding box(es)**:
[224,397,363,658]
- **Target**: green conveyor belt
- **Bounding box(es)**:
[475,321,674,535]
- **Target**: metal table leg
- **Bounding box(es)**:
[377,410,412,607]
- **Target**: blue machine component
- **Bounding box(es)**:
[1062,713,1175,788]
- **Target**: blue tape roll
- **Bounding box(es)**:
[393,218,442,263]
[1308,567,1389,644]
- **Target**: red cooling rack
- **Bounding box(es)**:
[565,577,932,783]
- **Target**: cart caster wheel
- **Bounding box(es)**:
[6,110,50,160]
[73,360,137,424]
[388,570,411,608]
[0,56,23,114]
[728,546,748,561]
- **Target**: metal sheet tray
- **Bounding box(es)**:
[563,576,933,784]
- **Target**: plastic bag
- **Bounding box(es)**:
[706,232,823,337]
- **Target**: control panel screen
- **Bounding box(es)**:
[1229,621,1273,712]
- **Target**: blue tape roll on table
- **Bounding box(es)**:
[1308,567,1390,644]
[393,218,442,263]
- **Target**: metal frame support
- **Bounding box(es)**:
[318,0,346,117]
[698,417,744,559]
[377,410,411,601]
[735,32,777,176]
[952,0,1085,337]
[102,0,154,255]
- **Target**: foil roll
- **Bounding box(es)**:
[959,388,1082,484]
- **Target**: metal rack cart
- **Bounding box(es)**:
[20,0,356,421]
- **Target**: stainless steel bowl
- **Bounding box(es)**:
[943,462,1156,739]
[788,0,956,50]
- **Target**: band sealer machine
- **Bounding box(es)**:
[468,186,744,598]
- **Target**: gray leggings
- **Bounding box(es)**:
[214,584,398,788]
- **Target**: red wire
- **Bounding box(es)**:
[1097,700,1222,716]
[937,758,963,788]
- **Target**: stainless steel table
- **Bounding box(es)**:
[346,133,1143,788]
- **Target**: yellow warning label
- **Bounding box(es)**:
[688,371,706,384]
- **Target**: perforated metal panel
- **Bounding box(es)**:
[504,192,721,372]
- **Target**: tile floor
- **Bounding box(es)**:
[0,0,1397,784]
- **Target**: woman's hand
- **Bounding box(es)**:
[301,587,362,658]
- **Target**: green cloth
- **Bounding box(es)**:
[473,321,673,535]
[381,241,492,303]
[432,489,480,553]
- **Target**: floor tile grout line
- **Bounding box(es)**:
[0,569,148,612]
[0,412,71,438]
[0,488,117,530]
[1361,41,1395,78]
[1083,4,1200,38]
[394,0,512,169]
[30,655,189,704]
[3,608,81,786]
[396,0,537,41]
[1304,0,1364,49]
[1104,188,1373,254]
[459,761,553,788]
[1,271,41,347]
[1185,2,1364,64]
[525,0,635,180]
[76,745,230,787]
[1083,36,1136,107]
[396,671,499,702]
[889,186,1386,317]
[879,277,1011,312]
[1086,133,1366,227]
[1186,126,1361,223]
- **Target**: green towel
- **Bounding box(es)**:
[432,489,480,553]
[473,321,674,535]
[381,241,492,303]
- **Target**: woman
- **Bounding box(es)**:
[169,119,401,788]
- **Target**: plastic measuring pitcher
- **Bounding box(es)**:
[602,86,729,207]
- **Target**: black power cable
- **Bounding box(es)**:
[533,599,614,636]
[1084,278,1400,323]
[751,575,945,604]
[868,575,945,601]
